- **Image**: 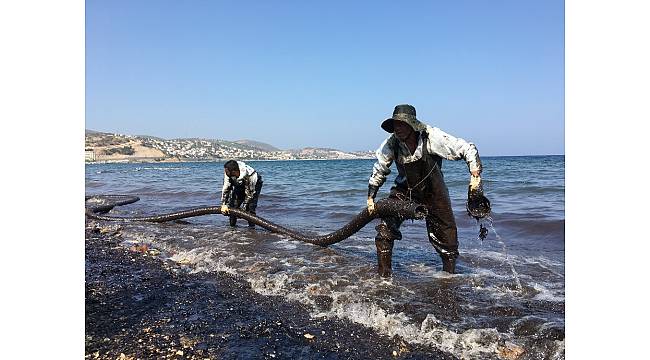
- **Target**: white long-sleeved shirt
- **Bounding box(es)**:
[369,125,481,188]
[220,161,259,205]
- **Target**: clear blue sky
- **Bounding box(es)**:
[86,0,564,155]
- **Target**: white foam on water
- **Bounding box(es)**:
[330,297,411,334]
[405,262,431,275]
[522,255,563,268]
[469,267,518,281]
[318,294,508,359]
[278,258,298,268]
[522,256,565,278]
[463,249,564,304]
[531,282,565,302]
[272,239,298,250]
[285,290,316,306]
[120,229,157,245]
[390,282,417,296]
[473,283,527,302]
[168,248,238,275]
[304,281,333,296]
[465,248,538,269]
[405,263,521,297]
[402,262,462,280]
[247,272,293,296]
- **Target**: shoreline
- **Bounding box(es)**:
[85,220,456,359]
[85,157,375,165]
[84,154,565,165]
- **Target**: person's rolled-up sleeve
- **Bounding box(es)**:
[369,138,395,188]
[427,127,482,173]
[220,173,233,204]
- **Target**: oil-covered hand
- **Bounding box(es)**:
[367,198,375,214]
[367,185,379,214]
[220,204,229,215]
[467,173,491,219]
[469,174,482,192]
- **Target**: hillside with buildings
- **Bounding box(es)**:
[85,130,374,162]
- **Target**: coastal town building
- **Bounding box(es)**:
[85,148,96,162]
[86,131,374,162]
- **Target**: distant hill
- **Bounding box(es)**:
[235,139,280,152]
[84,129,374,162]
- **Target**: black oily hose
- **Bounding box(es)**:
[85,195,428,247]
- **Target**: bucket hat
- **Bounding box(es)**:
[381,104,427,133]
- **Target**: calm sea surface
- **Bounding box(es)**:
[86,156,565,359]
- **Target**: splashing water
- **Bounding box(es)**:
[484,216,523,292]
[478,223,489,241]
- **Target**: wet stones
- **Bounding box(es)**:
[496,342,525,359]
[312,295,333,310]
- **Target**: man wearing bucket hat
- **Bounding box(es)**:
[367,104,482,276]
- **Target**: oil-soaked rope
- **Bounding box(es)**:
[85,194,428,247]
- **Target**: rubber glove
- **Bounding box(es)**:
[367,198,375,214]
[220,204,229,215]
[469,175,482,192]
[367,185,379,214]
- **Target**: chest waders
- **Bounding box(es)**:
[228,173,263,227]
[374,132,459,276]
